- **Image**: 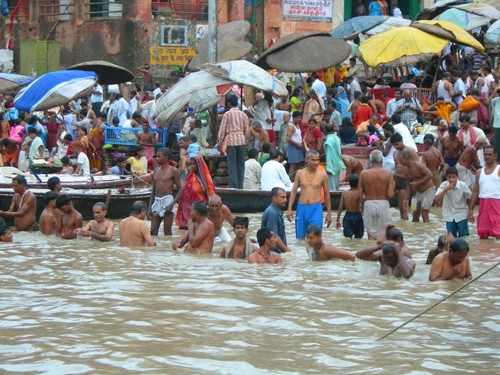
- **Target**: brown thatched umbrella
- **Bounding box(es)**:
[67,60,134,84]
[187,40,253,71]
[256,32,352,72]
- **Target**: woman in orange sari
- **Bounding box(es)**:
[89,122,105,171]
[175,155,215,229]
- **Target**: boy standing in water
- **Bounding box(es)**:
[336,174,363,239]
[56,195,83,239]
[429,238,472,281]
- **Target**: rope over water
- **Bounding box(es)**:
[378,261,500,341]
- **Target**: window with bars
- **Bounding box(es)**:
[152,1,208,20]
[85,0,122,19]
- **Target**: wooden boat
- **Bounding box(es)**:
[0,187,151,221]
[0,167,153,190]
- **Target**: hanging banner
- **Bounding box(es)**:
[282,0,334,21]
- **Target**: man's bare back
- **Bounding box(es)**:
[359,168,394,201]
[422,147,443,173]
[458,146,480,170]
[185,219,215,254]
[120,216,155,247]
[342,155,363,180]
[429,252,471,281]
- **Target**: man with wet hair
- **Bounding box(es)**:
[357,240,415,279]
[220,216,258,259]
[120,200,156,247]
[173,200,215,254]
[77,202,115,242]
[429,238,471,281]
[306,224,355,261]
[47,176,62,193]
[0,224,13,242]
[248,228,282,264]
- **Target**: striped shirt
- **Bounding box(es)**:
[218,107,249,147]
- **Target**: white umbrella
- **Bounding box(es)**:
[200,60,289,97]
[153,71,233,125]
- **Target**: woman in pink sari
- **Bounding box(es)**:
[175,155,215,229]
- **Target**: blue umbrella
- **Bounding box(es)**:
[14,70,97,112]
[486,19,500,45]
[437,8,491,30]
[0,73,34,93]
[331,16,409,39]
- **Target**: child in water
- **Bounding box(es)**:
[336,174,363,239]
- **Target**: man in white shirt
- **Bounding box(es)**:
[311,72,327,100]
[243,149,261,190]
[90,82,103,114]
[452,70,465,107]
[400,74,417,89]
[72,145,90,176]
[261,148,292,191]
[458,114,485,147]
[391,114,418,152]
[385,89,402,119]
[347,76,361,102]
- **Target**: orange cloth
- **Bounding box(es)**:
[459,96,480,113]
[175,155,215,228]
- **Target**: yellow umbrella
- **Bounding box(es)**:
[411,20,485,52]
[359,27,449,67]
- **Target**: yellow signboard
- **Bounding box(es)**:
[150,46,196,66]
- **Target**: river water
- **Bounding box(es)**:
[0,208,498,374]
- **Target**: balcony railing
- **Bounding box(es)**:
[152,1,208,20]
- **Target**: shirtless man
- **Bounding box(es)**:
[77,202,114,242]
[55,195,83,239]
[249,122,270,151]
[39,191,59,235]
[148,148,182,236]
[456,144,481,190]
[400,150,435,223]
[429,238,472,281]
[306,224,355,261]
[358,223,412,260]
[248,228,283,264]
[441,126,464,170]
[220,216,258,259]
[287,150,332,239]
[368,96,385,117]
[421,136,444,188]
[207,194,234,242]
[0,175,37,231]
[357,241,415,279]
[358,150,395,240]
[47,176,62,193]
[172,200,215,254]
[120,200,156,247]
[391,132,419,220]
[341,155,364,182]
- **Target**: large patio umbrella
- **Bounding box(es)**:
[452,3,500,19]
[416,0,469,20]
[200,60,289,97]
[486,19,500,45]
[436,8,492,31]
[0,73,34,93]
[331,16,410,39]
[153,70,233,125]
[256,32,351,72]
[411,20,485,52]
[67,60,134,84]
[14,70,97,112]
[359,27,449,67]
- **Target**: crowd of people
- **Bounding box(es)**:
[0,43,499,282]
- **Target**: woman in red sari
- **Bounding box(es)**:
[175,155,215,229]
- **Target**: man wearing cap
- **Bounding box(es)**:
[218,95,249,189]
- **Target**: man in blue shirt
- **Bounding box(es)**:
[110,156,128,175]
[261,187,291,253]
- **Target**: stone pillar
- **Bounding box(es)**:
[123,0,151,22]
